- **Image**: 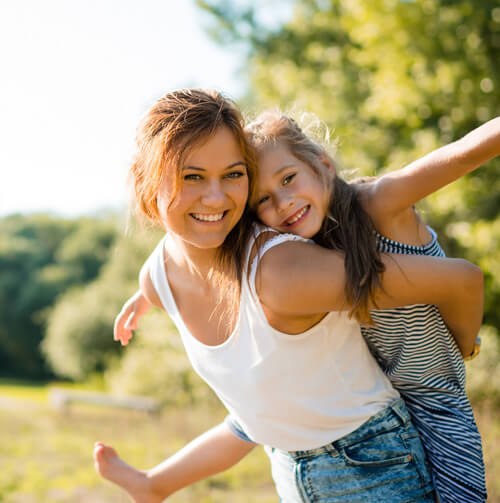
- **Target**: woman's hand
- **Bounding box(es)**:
[113,290,152,346]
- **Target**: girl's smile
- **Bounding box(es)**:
[281,204,311,228]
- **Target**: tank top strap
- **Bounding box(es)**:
[247,232,311,300]
[243,224,274,268]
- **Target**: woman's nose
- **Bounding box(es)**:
[201,180,225,207]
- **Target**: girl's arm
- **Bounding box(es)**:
[256,241,483,357]
[367,117,500,217]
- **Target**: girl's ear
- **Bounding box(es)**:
[320,153,336,180]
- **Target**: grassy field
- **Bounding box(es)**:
[0,380,499,502]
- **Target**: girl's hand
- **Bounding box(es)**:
[113,290,152,346]
[367,116,500,219]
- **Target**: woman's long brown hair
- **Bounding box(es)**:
[130,89,258,330]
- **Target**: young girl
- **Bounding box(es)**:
[94,89,486,503]
[227,110,499,503]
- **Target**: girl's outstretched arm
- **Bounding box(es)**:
[94,423,256,501]
[367,116,500,217]
[257,241,483,357]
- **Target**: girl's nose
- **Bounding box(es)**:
[276,192,294,212]
[201,180,225,207]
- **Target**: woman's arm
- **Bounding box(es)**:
[114,263,163,346]
[367,116,500,218]
[257,241,483,357]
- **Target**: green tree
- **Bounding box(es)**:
[42,226,162,380]
[0,214,119,377]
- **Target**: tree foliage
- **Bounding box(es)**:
[199,0,500,330]
[0,214,119,377]
[42,225,162,380]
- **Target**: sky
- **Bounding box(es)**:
[0,0,247,217]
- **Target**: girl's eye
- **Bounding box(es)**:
[183,174,202,181]
[257,195,269,205]
[283,173,296,185]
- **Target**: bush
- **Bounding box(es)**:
[42,228,161,380]
[466,325,500,406]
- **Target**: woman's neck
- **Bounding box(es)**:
[164,232,218,281]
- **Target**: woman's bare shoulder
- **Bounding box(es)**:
[139,260,164,310]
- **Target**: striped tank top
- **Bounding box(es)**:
[361,229,486,503]
[227,228,487,502]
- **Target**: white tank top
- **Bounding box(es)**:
[148,225,399,451]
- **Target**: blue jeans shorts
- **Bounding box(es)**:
[265,399,435,503]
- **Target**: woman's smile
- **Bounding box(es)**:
[190,210,228,223]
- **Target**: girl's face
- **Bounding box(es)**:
[157,126,249,251]
[252,142,332,239]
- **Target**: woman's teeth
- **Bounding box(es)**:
[191,212,225,222]
[286,206,308,225]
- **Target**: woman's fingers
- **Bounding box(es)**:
[124,311,138,330]
[114,307,133,344]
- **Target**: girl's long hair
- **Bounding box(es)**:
[130,89,258,329]
[246,111,384,323]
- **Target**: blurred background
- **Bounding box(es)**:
[1,0,499,501]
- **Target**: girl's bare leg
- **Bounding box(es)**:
[94,442,165,503]
[94,423,255,501]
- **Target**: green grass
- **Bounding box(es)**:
[1,380,499,502]
[0,380,276,503]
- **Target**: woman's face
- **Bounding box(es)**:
[251,142,332,239]
[158,126,249,250]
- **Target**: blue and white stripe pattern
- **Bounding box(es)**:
[362,228,486,502]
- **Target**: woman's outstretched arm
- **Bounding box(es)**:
[257,241,483,357]
[114,262,164,346]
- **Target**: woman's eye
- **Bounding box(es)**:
[183,174,202,181]
[225,171,245,179]
[283,173,296,185]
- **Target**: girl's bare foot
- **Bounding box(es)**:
[93,442,164,503]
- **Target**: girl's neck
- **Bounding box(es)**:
[164,232,218,281]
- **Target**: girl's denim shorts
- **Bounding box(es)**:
[265,399,435,503]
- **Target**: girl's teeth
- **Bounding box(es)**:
[192,212,224,222]
[287,207,308,225]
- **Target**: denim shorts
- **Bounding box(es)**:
[265,399,435,503]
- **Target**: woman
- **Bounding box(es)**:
[94,89,483,502]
